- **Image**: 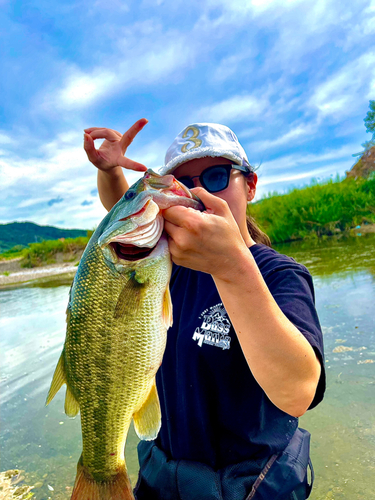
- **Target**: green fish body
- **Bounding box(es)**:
[46,170,203,499]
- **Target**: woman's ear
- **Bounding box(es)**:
[246,172,258,202]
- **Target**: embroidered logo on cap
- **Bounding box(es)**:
[181,126,202,153]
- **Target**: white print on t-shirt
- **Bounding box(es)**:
[192,303,231,350]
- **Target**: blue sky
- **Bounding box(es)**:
[1,0,375,229]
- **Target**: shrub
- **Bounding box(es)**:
[249,177,375,243]
[20,236,90,268]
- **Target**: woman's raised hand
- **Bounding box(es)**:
[83,118,148,172]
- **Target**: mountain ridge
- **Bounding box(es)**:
[0,221,88,252]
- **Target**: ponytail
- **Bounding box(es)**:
[246,214,272,247]
[245,169,272,247]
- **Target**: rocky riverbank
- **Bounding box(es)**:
[0,251,81,288]
[1,223,374,288]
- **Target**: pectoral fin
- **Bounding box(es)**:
[46,352,66,406]
[65,384,80,417]
[162,285,173,329]
[46,351,80,417]
[114,273,148,319]
[133,381,161,440]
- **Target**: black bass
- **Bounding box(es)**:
[46,170,204,500]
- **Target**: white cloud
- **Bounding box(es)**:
[258,162,349,187]
[250,0,370,77]
[131,139,168,171]
[250,0,304,12]
[254,160,353,200]
[204,0,304,15]
[309,52,375,119]
[238,127,264,139]
[212,52,254,82]
[57,70,117,108]
[194,94,268,124]
[258,144,357,173]
[0,129,170,228]
[249,123,315,152]
[92,0,130,11]
[40,26,196,111]
[0,132,14,144]
[17,197,49,209]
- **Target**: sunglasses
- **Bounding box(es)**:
[176,163,251,194]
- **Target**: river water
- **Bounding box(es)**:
[1,234,374,500]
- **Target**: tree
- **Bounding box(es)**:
[364,100,375,139]
[352,101,375,157]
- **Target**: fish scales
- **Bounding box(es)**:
[66,239,169,478]
[46,170,204,500]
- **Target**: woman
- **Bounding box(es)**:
[84,119,325,500]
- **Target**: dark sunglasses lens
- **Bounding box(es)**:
[202,166,230,192]
[177,176,195,189]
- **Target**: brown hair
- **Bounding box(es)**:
[245,169,272,247]
[246,215,272,247]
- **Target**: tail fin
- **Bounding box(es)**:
[71,456,134,500]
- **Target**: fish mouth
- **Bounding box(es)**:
[110,242,156,262]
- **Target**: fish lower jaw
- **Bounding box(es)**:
[110,242,156,262]
[103,234,169,268]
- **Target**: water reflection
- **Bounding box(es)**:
[280,234,375,499]
[275,232,375,278]
[0,234,374,499]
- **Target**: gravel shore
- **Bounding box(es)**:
[1,223,374,288]
[0,262,78,287]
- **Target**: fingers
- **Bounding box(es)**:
[84,128,122,141]
[190,187,228,216]
[120,118,148,152]
[163,205,197,227]
[165,237,185,266]
[164,221,188,258]
[84,119,147,145]
[117,157,147,172]
[84,119,148,171]
[83,133,100,163]
[164,219,177,236]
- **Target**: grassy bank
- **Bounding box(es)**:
[249,176,375,244]
[0,235,91,268]
[2,177,375,263]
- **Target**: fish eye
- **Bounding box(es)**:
[125,190,136,200]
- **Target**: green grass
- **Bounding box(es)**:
[0,245,26,260]
[20,236,90,268]
[0,236,91,268]
[249,176,375,244]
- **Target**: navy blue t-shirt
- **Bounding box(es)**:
[155,244,326,471]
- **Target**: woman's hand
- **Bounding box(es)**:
[83,118,148,172]
[163,187,253,280]
[83,119,148,211]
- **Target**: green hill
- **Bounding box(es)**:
[0,222,88,253]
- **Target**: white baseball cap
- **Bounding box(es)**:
[159,123,252,175]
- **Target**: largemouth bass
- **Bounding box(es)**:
[46,170,204,500]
